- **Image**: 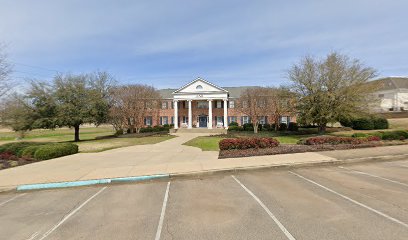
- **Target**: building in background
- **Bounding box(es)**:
[371,77,408,113]
[148,78,295,129]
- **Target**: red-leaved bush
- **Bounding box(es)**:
[219,137,280,150]
[303,136,381,145]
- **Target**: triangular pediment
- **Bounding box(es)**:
[173,78,228,94]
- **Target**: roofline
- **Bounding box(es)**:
[172,77,229,94]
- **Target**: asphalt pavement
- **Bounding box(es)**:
[1,159,407,240]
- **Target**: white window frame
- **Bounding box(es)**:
[216,101,222,108]
[229,100,235,108]
[242,116,249,124]
[259,116,266,125]
[145,116,152,126]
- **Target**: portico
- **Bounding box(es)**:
[172,78,229,129]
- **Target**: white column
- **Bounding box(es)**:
[223,99,228,129]
[173,100,178,129]
[188,100,192,129]
[208,99,213,129]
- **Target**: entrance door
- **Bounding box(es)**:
[198,116,208,128]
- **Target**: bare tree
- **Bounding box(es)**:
[238,87,270,133]
[266,87,297,131]
[288,52,378,133]
[109,85,161,133]
[0,43,12,98]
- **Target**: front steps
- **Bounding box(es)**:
[170,128,227,134]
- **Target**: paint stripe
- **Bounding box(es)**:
[17,174,169,191]
[0,193,26,207]
[37,187,107,240]
[232,175,296,240]
[289,171,408,229]
[339,166,408,188]
[155,181,171,240]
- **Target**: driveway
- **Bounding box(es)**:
[1,159,407,239]
[0,133,219,188]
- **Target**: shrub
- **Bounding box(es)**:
[339,117,353,128]
[301,136,380,145]
[351,117,374,130]
[34,143,79,160]
[229,121,238,127]
[287,122,298,131]
[279,123,287,131]
[219,137,280,150]
[228,126,244,131]
[262,123,271,131]
[0,142,44,157]
[351,133,369,138]
[381,130,408,140]
[372,117,389,129]
[21,146,43,159]
[243,123,254,131]
[140,127,154,133]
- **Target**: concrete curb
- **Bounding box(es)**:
[16,174,169,191]
[12,152,408,192]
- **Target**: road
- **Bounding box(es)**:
[0,159,408,240]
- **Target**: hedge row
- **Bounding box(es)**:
[219,137,280,150]
[139,125,172,133]
[228,122,298,132]
[340,116,389,130]
[352,130,408,140]
[0,142,79,161]
[300,135,381,145]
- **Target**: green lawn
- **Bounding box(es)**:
[183,132,314,151]
[0,126,175,152]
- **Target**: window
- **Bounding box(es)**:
[228,116,237,124]
[171,116,174,124]
[242,116,249,124]
[259,116,267,125]
[216,116,223,126]
[160,116,168,125]
[229,100,235,108]
[161,101,168,109]
[280,116,290,124]
[182,116,189,123]
[242,101,248,108]
[171,101,174,109]
[197,101,208,109]
[196,85,203,90]
[144,116,152,126]
[216,101,222,108]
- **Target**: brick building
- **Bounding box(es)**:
[147,78,295,129]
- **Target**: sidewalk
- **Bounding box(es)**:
[0,134,407,191]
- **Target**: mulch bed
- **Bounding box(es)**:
[218,142,396,159]
[0,158,35,170]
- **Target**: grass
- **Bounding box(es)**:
[0,125,175,153]
[183,132,315,151]
[76,135,175,152]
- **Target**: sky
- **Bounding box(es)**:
[1,0,407,89]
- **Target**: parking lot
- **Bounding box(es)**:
[0,159,407,240]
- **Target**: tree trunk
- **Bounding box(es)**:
[318,123,327,134]
[253,123,258,134]
[74,125,80,142]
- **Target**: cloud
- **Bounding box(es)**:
[1,0,407,87]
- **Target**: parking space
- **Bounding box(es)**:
[0,159,407,240]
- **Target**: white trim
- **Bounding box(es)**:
[172,77,229,94]
[232,176,296,240]
[289,171,408,229]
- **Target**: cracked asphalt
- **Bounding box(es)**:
[1,159,408,240]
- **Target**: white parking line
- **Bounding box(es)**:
[339,166,408,188]
[289,171,408,229]
[0,193,26,207]
[232,175,296,240]
[155,181,171,240]
[36,187,107,240]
